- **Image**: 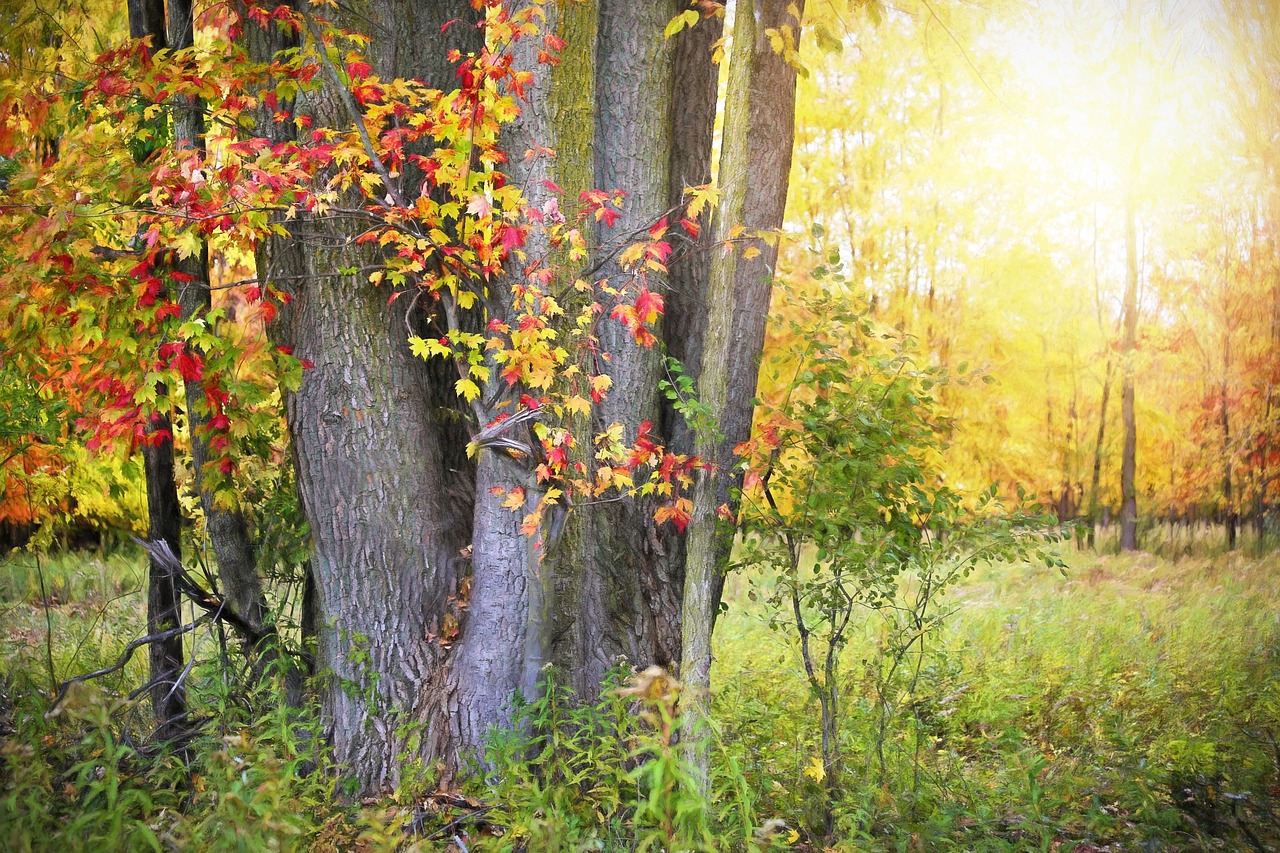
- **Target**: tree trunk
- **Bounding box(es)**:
[661,7,723,460]
[506,0,611,702]
[683,0,805,786]
[1085,188,1112,549]
[682,0,757,783]
[551,0,684,698]
[442,0,597,757]
[1221,387,1237,552]
[128,0,166,45]
[258,0,480,791]
[128,0,186,741]
[167,0,268,636]
[241,0,776,790]
[653,4,724,635]
[1119,172,1139,552]
[1086,356,1113,549]
[719,0,804,529]
[142,415,187,738]
[285,243,474,789]
[233,0,323,652]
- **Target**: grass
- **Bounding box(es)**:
[713,544,1280,849]
[1,549,150,699]
[1,540,1277,850]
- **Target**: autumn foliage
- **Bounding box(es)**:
[0,0,721,537]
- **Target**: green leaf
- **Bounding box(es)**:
[664,9,700,39]
[408,335,451,359]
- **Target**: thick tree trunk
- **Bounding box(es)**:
[285,246,473,789]
[440,0,600,755]
[496,1,610,706]
[437,451,542,756]
[556,0,683,693]
[526,2,726,706]
[259,0,480,791]
[243,0,771,790]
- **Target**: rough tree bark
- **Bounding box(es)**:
[242,0,791,791]
[434,0,604,749]
[574,0,683,684]
[256,0,481,791]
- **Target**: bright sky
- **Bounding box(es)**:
[983,0,1235,227]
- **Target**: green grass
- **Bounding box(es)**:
[0,548,143,606]
[1,543,1278,850]
[1,549,150,700]
[713,546,1280,849]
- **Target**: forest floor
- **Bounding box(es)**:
[2,537,1279,850]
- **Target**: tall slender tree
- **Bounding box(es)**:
[126,0,187,737]
[1119,152,1140,551]
[682,0,805,787]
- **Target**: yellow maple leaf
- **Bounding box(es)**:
[685,183,719,220]
[803,756,825,783]
[619,242,645,268]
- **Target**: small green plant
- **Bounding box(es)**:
[478,665,758,851]
[616,666,716,852]
[184,730,321,851]
[660,354,718,439]
[0,683,186,853]
[480,665,645,851]
[736,272,1059,841]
